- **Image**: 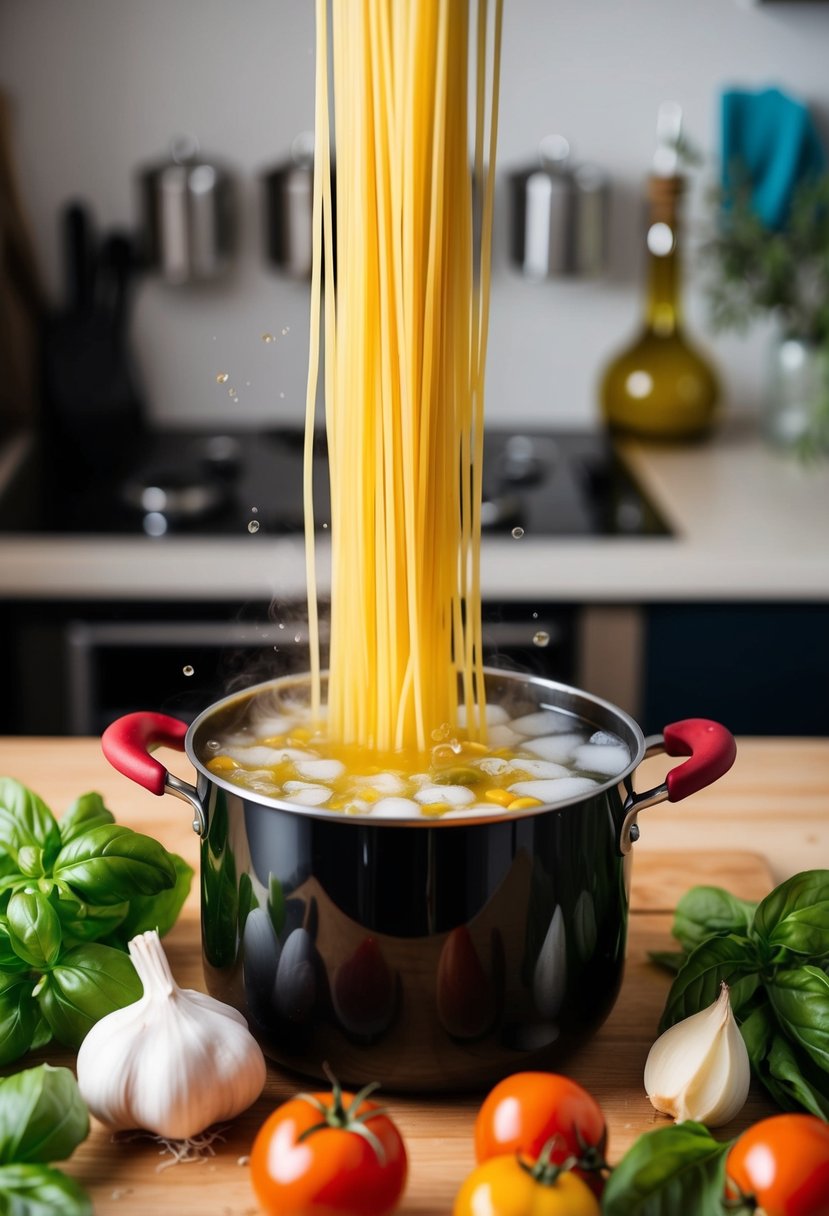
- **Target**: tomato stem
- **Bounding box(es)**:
[295,1065,388,1166]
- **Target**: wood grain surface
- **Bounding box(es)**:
[0,736,820,1215]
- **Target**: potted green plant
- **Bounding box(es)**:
[706,174,829,455]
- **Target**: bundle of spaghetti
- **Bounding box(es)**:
[304,0,503,755]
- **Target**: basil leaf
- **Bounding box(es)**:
[57,900,130,945]
[28,1013,52,1054]
[602,1122,730,1216]
[109,853,193,945]
[673,885,757,952]
[52,825,176,906]
[754,870,829,959]
[648,950,687,974]
[0,923,28,974]
[58,793,115,846]
[0,1163,91,1216]
[202,849,238,969]
[0,977,39,1067]
[660,935,761,1031]
[0,782,61,872]
[6,893,61,970]
[767,965,829,1072]
[36,943,141,1049]
[0,1065,88,1165]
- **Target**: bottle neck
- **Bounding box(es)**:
[643,175,683,336]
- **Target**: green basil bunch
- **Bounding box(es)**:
[0,1063,91,1216]
[0,777,192,1064]
[654,870,829,1119]
[603,1122,730,1216]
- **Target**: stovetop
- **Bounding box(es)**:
[0,428,671,539]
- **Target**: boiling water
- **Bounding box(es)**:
[201,699,631,819]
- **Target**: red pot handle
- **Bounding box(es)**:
[101,711,189,797]
[663,718,737,802]
[620,717,736,853]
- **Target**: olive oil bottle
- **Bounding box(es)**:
[600,112,719,440]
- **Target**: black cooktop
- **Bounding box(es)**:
[0,428,670,539]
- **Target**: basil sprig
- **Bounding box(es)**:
[0,1064,91,1216]
[602,1122,731,1216]
[653,870,829,1117]
[0,778,193,1063]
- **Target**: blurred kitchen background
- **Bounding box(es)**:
[1,0,828,740]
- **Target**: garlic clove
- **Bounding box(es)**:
[644,982,750,1127]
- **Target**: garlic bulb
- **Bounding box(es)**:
[77,930,266,1140]
[644,982,750,1127]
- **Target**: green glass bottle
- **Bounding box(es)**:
[600,173,719,440]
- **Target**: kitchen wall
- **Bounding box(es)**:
[3,0,829,430]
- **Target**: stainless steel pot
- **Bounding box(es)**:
[102,668,735,1091]
[138,137,236,285]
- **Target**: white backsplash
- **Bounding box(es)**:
[3,0,826,429]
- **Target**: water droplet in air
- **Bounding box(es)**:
[278,622,285,630]
[262,333,274,343]
[247,519,260,534]
[251,506,259,514]
[183,665,194,677]
[450,738,463,754]
[431,723,451,742]
[294,633,301,643]
[279,392,285,399]
[322,522,328,529]
[281,326,290,335]
[511,526,525,539]
[532,611,538,620]
[216,372,229,384]
[228,387,238,399]
[533,631,550,648]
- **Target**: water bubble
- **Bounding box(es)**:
[262,333,274,343]
[182,665,194,677]
[228,387,238,399]
[431,723,451,742]
[450,738,463,754]
[216,372,229,384]
[247,519,260,534]
[533,631,550,648]
[511,526,525,539]
[206,739,220,751]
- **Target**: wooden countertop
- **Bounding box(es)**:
[0,735,826,1214]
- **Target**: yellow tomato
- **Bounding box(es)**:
[453,1156,601,1216]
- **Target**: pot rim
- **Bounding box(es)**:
[184,667,646,828]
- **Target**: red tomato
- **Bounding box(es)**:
[474,1072,607,1192]
[250,1078,407,1216]
[726,1114,829,1216]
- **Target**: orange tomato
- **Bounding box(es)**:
[726,1114,829,1216]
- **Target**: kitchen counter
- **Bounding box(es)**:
[0,734,825,1213]
[1,423,828,602]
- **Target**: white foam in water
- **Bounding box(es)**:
[356,772,406,795]
[443,802,506,819]
[522,732,585,763]
[225,745,315,766]
[510,711,577,737]
[589,729,622,746]
[487,725,524,750]
[478,757,510,777]
[506,758,571,779]
[372,797,421,818]
[508,777,599,802]
[456,703,510,727]
[248,714,296,737]
[294,758,346,781]
[415,785,476,806]
[284,785,331,806]
[572,742,631,776]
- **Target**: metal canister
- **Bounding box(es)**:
[509,136,609,279]
[262,133,326,281]
[138,137,236,286]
